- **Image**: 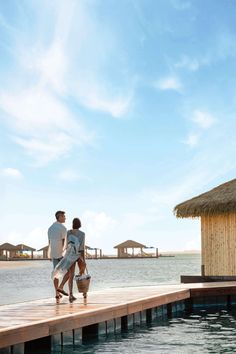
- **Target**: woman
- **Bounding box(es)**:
[53,218,86,303]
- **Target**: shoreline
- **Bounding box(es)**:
[0,252,201,270]
[0,260,43,269]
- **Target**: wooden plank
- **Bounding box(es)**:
[181,275,236,283]
[1,283,236,349]
[0,286,189,348]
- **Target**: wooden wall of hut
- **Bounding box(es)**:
[201,213,236,276]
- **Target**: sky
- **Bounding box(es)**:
[1,0,236,254]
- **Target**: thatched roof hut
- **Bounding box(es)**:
[16,244,36,251]
[38,246,49,252]
[114,240,146,249]
[174,178,236,218]
[174,178,236,276]
[0,243,18,251]
[0,243,18,260]
[37,244,101,259]
[114,240,146,258]
[38,245,49,259]
[15,244,36,259]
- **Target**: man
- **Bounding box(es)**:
[48,210,69,301]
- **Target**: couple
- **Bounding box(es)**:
[48,210,86,303]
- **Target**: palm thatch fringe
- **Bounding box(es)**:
[174,178,236,218]
[114,240,146,248]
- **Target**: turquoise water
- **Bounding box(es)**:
[2,255,236,353]
[34,309,236,353]
[60,310,236,354]
[0,254,200,305]
[5,254,229,353]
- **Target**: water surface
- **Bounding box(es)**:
[0,254,200,305]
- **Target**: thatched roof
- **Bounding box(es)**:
[114,240,146,249]
[16,244,36,251]
[0,243,18,251]
[174,178,236,218]
[38,245,96,251]
[38,245,49,251]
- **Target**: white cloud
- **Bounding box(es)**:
[175,56,201,71]
[174,31,236,73]
[192,110,216,129]
[30,40,68,95]
[58,170,81,182]
[4,227,47,250]
[14,133,73,166]
[1,168,22,179]
[0,88,77,134]
[0,0,134,167]
[0,87,94,165]
[155,76,182,92]
[75,78,133,118]
[82,210,116,241]
[183,133,199,147]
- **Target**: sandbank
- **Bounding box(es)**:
[0,260,45,269]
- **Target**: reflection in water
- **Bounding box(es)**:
[35,310,236,353]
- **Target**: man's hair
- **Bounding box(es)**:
[55,210,65,220]
[72,218,81,229]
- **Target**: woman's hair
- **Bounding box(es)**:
[72,218,81,229]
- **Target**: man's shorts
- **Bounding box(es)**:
[52,257,62,269]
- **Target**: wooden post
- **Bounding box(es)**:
[167,303,172,318]
[156,248,159,258]
[201,264,205,276]
[25,336,51,354]
[146,309,152,324]
[82,323,99,342]
[184,298,193,314]
[121,316,128,331]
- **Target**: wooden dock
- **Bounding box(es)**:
[1,282,236,353]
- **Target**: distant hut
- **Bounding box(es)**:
[85,246,101,259]
[16,244,36,259]
[37,245,101,259]
[114,240,146,258]
[0,243,18,260]
[38,245,49,259]
[174,178,236,276]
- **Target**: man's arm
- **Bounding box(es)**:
[62,228,67,253]
[48,240,52,260]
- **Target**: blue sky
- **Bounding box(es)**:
[1,0,236,254]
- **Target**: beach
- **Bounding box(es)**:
[0,260,42,269]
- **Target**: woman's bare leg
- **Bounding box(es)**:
[78,258,86,275]
[68,263,76,297]
[58,272,69,291]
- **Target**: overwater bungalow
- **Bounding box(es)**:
[38,245,102,259]
[174,178,236,278]
[38,245,49,259]
[0,243,18,260]
[114,240,158,258]
[85,246,102,259]
[16,244,36,259]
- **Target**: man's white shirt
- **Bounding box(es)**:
[48,222,67,259]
